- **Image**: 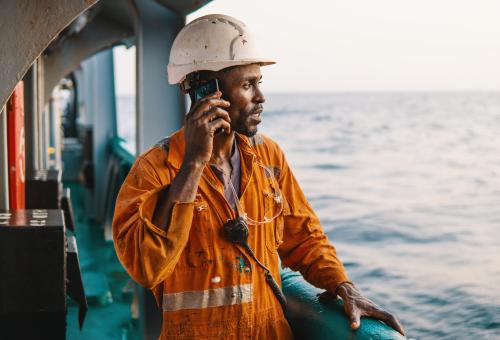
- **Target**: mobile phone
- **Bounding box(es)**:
[193,78,219,102]
[193,78,226,134]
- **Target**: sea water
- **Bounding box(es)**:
[118,92,500,339]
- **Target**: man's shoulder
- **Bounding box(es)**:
[247,133,283,155]
[138,137,169,159]
[245,133,286,176]
[153,136,172,154]
[132,135,173,173]
[138,127,185,162]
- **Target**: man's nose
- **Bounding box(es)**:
[254,87,266,104]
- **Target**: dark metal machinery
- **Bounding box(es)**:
[0,168,87,339]
[0,210,66,339]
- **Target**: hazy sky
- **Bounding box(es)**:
[115,0,500,94]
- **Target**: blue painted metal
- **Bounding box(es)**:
[132,4,187,337]
[40,71,50,170]
[79,50,118,222]
[135,0,186,154]
[282,268,406,340]
[48,95,62,168]
[61,138,83,181]
[22,65,39,176]
[109,138,136,166]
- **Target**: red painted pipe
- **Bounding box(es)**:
[7,82,25,209]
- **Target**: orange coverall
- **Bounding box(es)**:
[112,128,350,339]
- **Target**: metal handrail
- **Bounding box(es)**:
[108,137,135,168]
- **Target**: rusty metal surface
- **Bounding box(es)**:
[0,0,99,109]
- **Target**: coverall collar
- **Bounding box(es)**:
[167,128,259,170]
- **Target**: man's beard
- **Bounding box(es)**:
[234,118,258,137]
[233,106,262,137]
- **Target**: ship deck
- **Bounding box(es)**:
[65,181,140,340]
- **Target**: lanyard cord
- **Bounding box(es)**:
[240,240,288,313]
[223,215,288,313]
[226,163,284,225]
[217,159,288,312]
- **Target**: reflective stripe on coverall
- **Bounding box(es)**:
[112,128,350,339]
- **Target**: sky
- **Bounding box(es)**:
[115,0,500,94]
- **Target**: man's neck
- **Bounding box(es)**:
[210,131,235,166]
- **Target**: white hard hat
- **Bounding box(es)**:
[167,14,275,85]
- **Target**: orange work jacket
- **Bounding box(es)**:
[112,128,350,339]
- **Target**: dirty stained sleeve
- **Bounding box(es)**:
[277,153,351,293]
[112,156,195,289]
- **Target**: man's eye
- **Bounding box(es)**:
[243,82,251,89]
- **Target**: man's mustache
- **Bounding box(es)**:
[250,105,264,114]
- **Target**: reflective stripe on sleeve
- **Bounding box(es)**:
[162,284,253,311]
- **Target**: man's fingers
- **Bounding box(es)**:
[194,98,230,119]
[202,107,231,125]
[342,298,360,331]
[385,314,405,337]
[349,309,361,330]
[191,97,230,120]
[208,118,231,135]
[371,309,406,336]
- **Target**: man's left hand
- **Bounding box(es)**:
[335,282,406,336]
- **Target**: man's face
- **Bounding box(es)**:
[218,64,265,137]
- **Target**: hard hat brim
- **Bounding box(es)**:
[167,59,276,85]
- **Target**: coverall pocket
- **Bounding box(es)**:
[182,197,214,269]
[263,188,288,254]
[266,214,284,254]
[192,194,210,225]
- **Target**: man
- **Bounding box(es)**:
[112,14,405,339]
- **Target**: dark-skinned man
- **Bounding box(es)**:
[112,14,405,339]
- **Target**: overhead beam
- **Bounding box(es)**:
[43,13,134,103]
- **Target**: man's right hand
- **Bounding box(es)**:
[183,91,231,165]
[152,92,230,229]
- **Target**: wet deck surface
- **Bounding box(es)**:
[65,182,140,340]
